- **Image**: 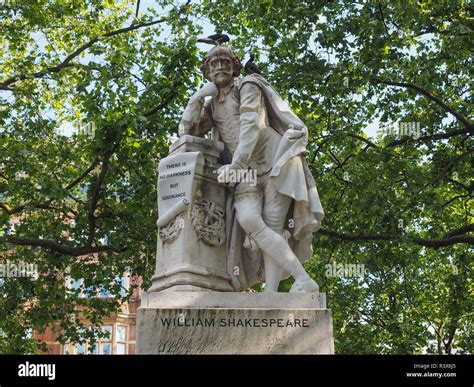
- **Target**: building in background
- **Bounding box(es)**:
[34,275,142,355]
[1,205,144,355]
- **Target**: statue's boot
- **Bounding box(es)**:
[251,225,319,293]
[289,277,319,293]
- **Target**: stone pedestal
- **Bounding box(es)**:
[139,135,335,354]
[149,135,233,292]
[137,292,335,354]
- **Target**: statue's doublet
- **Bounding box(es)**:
[205,78,281,176]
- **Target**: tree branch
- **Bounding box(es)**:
[348,133,377,148]
[311,136,331,163]
[442,194,469,208]
[1,201,78,219]
[369,75,473,130]
[429,148,472,184]
[413,235,473,248]
[143,92,176,117]
[320,229,394,242]
[377,0,389,36]
[386,128,473,147]
[319,228,474,247]
[444,318,458,354]
[444,224,474,238]
[86,145,118,246]
[5,236,125,257]
[446,178,472,193]
[135,0,141,18]
[65,158,100,190]
[0,202,28,216]
[0,16,175,90]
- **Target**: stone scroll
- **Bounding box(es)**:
[157,151,202,227]
[148,135,232,293]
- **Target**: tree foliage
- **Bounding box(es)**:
[1,0,472,354]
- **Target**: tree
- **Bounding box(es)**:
[0,0,200,353]
[201,0,473,354]
[0,0,472,354]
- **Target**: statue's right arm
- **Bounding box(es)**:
[178,83,217,137]
[178,98,213,137]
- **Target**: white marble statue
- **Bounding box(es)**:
[178,44,324,293]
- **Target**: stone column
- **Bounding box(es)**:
[148,135,233,292]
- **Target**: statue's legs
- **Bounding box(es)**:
[260,176,291,292]
[234,175,318,293]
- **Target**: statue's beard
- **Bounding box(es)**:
[212,72,233,87]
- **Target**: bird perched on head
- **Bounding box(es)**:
[197,33,230,46]
[244,54,262,75]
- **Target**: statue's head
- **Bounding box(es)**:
[201,46,242,87]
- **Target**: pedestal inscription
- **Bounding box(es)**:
[137,292,335,354]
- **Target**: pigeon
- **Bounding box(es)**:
[244,54,262,75]
[197,33,230,46]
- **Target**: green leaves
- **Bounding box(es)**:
[203,0,473,354]
[0,0,200,353]
[0,0,472,354]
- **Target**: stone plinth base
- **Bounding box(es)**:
[136,292,334,354]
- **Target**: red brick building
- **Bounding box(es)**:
[34,277,142,355]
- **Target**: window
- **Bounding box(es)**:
[116,325,127,355]
[98,325,112,355]
[63,341,89,355]
[101,343,111,355]
[83,283,98,297]
[63,325,112,355]
[99,275,128,298]
[116,326,126,342]
[70,278,82,290]
[116,343,126,355]
[101,326,112,340]
[76,343,85,355]
[63,324,129,355]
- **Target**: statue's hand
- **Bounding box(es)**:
[199,82,218,97]
[190,82,218,102]
[286,128,304,140]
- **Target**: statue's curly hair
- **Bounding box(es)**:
[200,46,242,81]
